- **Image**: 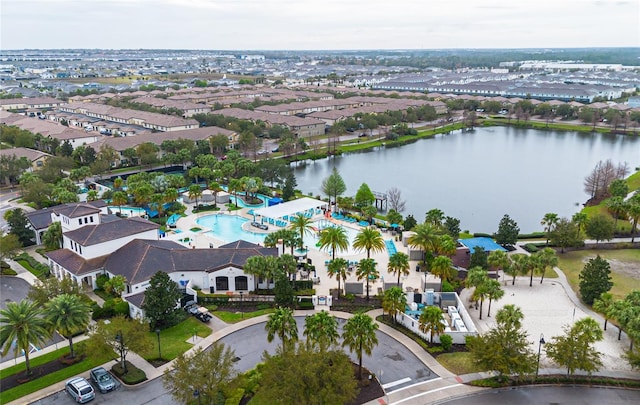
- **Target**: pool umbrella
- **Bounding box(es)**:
[390,223,399,228]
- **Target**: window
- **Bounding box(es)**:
[90,216,94,223]
[84,217,88,224]
[215,276,229,291]
[235,276,248,291]
[78,219,82,225]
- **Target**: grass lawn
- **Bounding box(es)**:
[557,249,640,300]
[0,346,70,379]
[0,342,113,404]
[15,259,47,279]
[627,170,640,191]
[437,352,487,375]
[211,308,275,324]
[139,317,212,362]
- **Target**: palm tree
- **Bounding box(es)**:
[388,251,410,285]
[487,250,511,282]
[45,294,91,359]
[113,176,124,191]
[356,258,378,301]
[342,313,378,380]
[228,178,242,208]
[626,196,640,243]
[606,197,626,231]
[188,184,202,208]
[472,279,489,320]
[507,254,529,285]
[484,279,504,317]
[526,253,540,287]
[208,181,223,208]
[86,189,99,202]
[540,212,559,246]
[572,212,588,240]
[436,234,457,257]
[244,255,270,290]
[495,304,524,329]
[41,221,63,250]
[0,300,51,376]
[327,258,350,298]
[353,227,385,259]
[430,256,456,283]
[536,247,558,284]
[593,292,614,331]
[112,191,128,215]
[132,183,153,207]
[163,187,179,206]
[418,305,445,344]
[151,193,165,218]
[265,307,298,352]
[407,223,442,267]
[318,226,349,261]
[288,213,315,249]
[382,286,406,324]
[466,266,488,311]
[303,310,339,352]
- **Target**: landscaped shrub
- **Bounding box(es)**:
[293,280,313,290]
[472,232,492,238]
[111,361,147,385]
[96,274,109,290]
[298,301,315,310]
[441,281,454,292]
[523,243,540,253]
[296,289,316,296]
[440,334,453,351]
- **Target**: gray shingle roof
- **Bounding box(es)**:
[105,239,278,284]
[64,216,159,246]
[46,249,108,276]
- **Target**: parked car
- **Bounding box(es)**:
[89,366,117,393]
[65,377,95,403]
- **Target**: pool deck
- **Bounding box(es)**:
[170,202,437,297]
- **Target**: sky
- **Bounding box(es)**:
[1,0,639,50]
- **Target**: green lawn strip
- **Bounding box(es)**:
[211,308,275,324]
[557,249,640,301]
[138,317,212,362]
[436,352,487,375]
[0,344,113,403]
[0,346,70,379]
[626,170,640,192]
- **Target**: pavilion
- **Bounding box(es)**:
[458,237,507,254]
[252,197,328,226]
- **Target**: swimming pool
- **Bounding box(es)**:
[108,206,147,217]
[197,215,361,255]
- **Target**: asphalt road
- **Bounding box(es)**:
[441,386,640,405]
[217,317,437,392]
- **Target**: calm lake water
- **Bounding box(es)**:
[292,127,640,233]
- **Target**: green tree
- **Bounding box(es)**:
[354,182,375,209]
[318,226,349,261]
[606,196,627,231]
[484,279,504,317]
[356,258,378,301]
[342,313,378,380]
[593,292,615,331]
[579,255,613,305]
[0,231,21,262]
[535,247,558,284]
[104,275,127,297]
[111,191,128,215]
[273,270,295,308]
[545,317,604,376]
[487,250,511,277]
[419,305,445,343]
[41,221,63,250]
[443,216,461,239]
[265,307,298,352]
[388,251,410,285]
[143,271,183,329]
[507,254,529,285]
[353,227,385,259]
[425,208,445,227]
[256,345,357,405]
[382,286,407,324]
[466,266,489,312]
[27,276,84,306]
[431,255,456,283]
[467,304,535,380]
[495,214,520,247]
[327,258,350,298]
[45,294,91,358]
[0,300,51,376]
[163,344,237,404]
[288,213,314,249]
[4,208,34,246]
[550,217,583,253]
[469,246,489,270]
[87,315,152,372]
[407,223,442,267]
[303,310,339,352]
[608,178,629,198]
[585,214,615,245]
[320,167,346,205]
[625,195,640,243]
[540,212,559,246]
[188,184,203,208]
[572,212,588,239]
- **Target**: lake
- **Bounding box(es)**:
[292,127,640,233]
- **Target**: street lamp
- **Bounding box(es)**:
[115,331,126,372]
[155,329,162,360]
[536,333,546,378]
[193,389,200,405]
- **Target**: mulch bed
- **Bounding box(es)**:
[348,365,385,405]
[1,356,76,392]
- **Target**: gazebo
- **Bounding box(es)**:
[252,197,329,227]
